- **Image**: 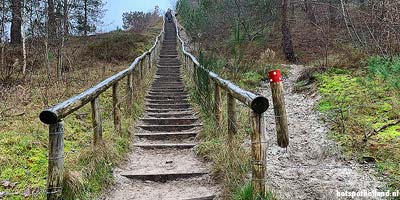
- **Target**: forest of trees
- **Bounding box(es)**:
[0,0,104,82]
[177,0,400,65]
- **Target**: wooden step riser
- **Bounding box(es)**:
[147,104,191,110]
[145,109,191,113]
[148,91,187,95]
[150,86,185,90]
[141,118,198,125]
[134,144,196,149]
[139,125,200,132]
[135,133,198,140]
[183,196,216,200]
[121,172,206,182]
[146,96,188,100]
[147,113,194,118]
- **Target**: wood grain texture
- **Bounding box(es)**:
[270,82,289,148]
[251,112,266,198]
[91,97,102,145]
[47,122,64,200]
[227,93,237,141]
[113,83,122,134]
[126,72,133,115]
[214,83,222,126]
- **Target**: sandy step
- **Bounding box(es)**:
[140,118,198,125]
[146,104,191,110]
[145,109,192,114]
[146,112,194,118]
[148,91,188,95]
[152,82,183,85]
[134,143,196,149]
[121,171,207,182]
[146,95,189,99]
[147,99,188,103]
[157,65,181,68]
[150,89,185,93]
[184,196,216,200]
[138,124,201,132]
[103,178,217,200]
[135,132,198,140]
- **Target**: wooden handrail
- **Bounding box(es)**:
[174,20,268,114]
[173,16,269,198]
[41,17,165,200]
[40,32,164,125]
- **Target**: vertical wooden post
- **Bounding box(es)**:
[148,54,152,69]
[91,97,102,146]
[47,122,64,200]
[268,70,289,148]
[251,111,266,198]
[139,60,143,80]
[113,83,121,134]
[214,83,222,126]
[227,93,237,142]
[126,72,133,115]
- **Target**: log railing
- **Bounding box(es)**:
[39,18,165,200]
[174,16,273,198]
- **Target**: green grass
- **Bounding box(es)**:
[0,22,160,199]
[314,59,400,192]
[182,54,275,199]
[234,182,276,200]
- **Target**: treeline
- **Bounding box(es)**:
[0,0,104,81]
[176,0,400,64]
[122,6,160,32]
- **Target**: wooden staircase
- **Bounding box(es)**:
[102,20,218,200]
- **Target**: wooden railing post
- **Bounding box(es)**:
[126,72,133,114]
[214,83,222,126]
[268,70,289,148]
[47,121,64,200]
[227,93,237,142]
[251,111,266,198]
[148,54,152,69]
[139,60,143,80]
[112,83,121,134]
[91,97,102,145]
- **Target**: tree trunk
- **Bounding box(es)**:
[329,0,337,28]
[48,0,56,43]
[11,0,22,45]
[63,0,69,35]
[304,0,317,25]
[1,0,6,73]
[84,0,88,36]
[22,0,27,75]
[281,0,296,62]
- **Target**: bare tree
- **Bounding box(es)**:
[11,0,22,45]
[281,0,296,62]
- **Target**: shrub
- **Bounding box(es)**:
[367,56,400,89]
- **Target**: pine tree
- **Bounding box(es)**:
[70,0,104,36]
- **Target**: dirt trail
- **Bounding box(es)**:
[261,65,384,200]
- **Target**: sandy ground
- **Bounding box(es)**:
[261,65,384,200]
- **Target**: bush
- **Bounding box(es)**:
[367,56,400,89]
[86,31,148,63]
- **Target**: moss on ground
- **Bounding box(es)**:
[315,65,400,191]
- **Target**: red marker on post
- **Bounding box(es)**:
[268,70,289,148]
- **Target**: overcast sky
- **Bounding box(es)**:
[102,0,173,32]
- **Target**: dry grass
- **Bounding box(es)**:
[0,21,161,199]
